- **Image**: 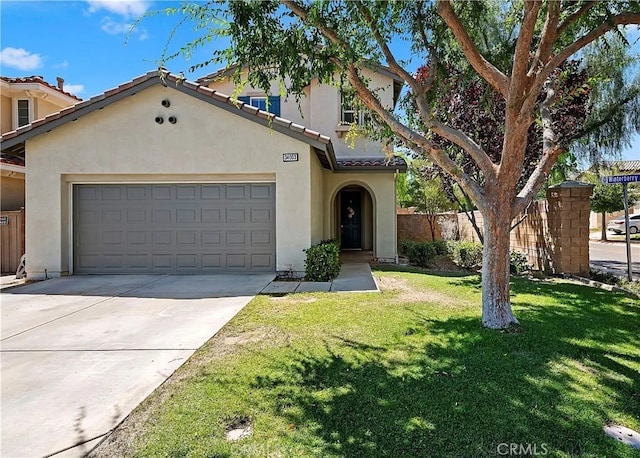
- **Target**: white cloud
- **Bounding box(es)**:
[0,47,43,71]
[101,17,134,35]
[86,0,150,20]
[63,84,84,95]
[53,60,69,69]
[100,17,148,40]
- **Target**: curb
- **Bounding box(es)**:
[562,274,640,299]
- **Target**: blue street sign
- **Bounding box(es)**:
[602,174,640,184]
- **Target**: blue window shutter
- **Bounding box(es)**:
[237,96,250,104]
[268,96,281,116]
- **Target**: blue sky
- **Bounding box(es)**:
[1,0,638,163]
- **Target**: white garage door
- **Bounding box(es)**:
[73,183,275,273]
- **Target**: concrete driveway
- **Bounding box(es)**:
[1,274,273,458]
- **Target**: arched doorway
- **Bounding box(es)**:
[335,185,374,251]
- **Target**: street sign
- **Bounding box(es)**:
[602,174,640,184]
[600,174,638,281]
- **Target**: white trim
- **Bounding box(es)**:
[0,163,26,175]
[67,182,74,275]
[1,79,79,106]
[62,173,276,184]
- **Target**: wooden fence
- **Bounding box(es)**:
[1,209,25,273]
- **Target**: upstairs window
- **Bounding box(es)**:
[341,92,367,126]
[237,95,281,117]
[17,99,31,127]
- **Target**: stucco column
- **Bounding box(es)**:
[546,181,594,276]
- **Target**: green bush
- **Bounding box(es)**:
[398,239,441,268]
[304,240,341,282]
[453,241,483,270]
[398,239,415,257]
[432,240,449,256]
[510,250,531,275]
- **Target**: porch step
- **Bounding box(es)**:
[340,250,374,264]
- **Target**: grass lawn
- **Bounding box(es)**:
[94,271,640,458]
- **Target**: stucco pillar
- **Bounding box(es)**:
[546,181,594,276]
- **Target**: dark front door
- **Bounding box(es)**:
[341,190,362,249]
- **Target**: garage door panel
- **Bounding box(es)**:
[74,184,275,273]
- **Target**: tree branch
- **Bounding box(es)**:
[282,0,490,203]
[344,64,485,205]
[436,0,509,98]
[430,121,498,175]
[535,12,640,92]
[529,1,560,76]
[354,1,423,93]
[510,0,541,92]
[512,78,561,216]
[557,1,597,37]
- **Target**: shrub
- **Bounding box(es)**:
[510,250,531,275]
[453,241,483,270]
[398,239,444,268]
[304,240,341,281]
[398,239,415,257]
[432,240,449,256]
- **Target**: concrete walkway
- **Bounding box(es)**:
[261,262,378,294]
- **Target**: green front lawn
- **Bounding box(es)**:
[96,271,639,458]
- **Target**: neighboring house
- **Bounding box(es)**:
[0,69,406,280]
[1,76,81,211]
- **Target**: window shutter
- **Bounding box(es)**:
[237,96,250,104]
[268,96,281,117]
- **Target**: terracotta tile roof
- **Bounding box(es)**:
[0,75,82,101]
[336,156,407,171]
[603,160,640,172]
[0,153,25,167]
[0,70,402,174]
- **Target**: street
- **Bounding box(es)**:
[589,240,640,279]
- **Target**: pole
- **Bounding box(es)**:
[623,183,632,282]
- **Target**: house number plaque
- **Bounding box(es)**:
[0,216,8,225]
[283,153,299,162]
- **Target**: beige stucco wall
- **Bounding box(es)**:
[35,97,64,121]
[1,95,12,134]
[1,174,25,210]
[323,172,397,261]
[25,84,319,279]
[310,152,324,246]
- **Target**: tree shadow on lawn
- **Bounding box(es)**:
[251,281,639,458]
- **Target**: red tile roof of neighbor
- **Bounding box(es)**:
[0,153,25,167]
[0,70,406,173]
[0,76,82,101]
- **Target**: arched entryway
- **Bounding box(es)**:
[334,185,374,251]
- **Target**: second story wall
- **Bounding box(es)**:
[1,95,11,134]
[205,66,399,159]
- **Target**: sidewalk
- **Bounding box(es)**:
[261,262,378,294]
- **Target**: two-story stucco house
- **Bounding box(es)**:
[0,68,406,280]
[1,76,81,211]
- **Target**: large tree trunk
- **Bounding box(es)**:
[481,205,519,329]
